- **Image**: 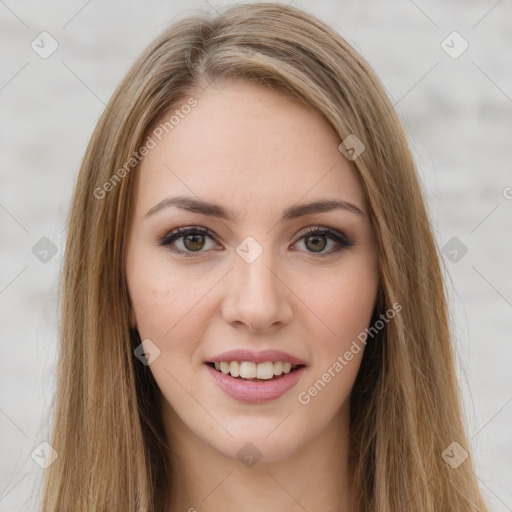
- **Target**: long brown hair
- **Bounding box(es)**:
[39,3,490,511]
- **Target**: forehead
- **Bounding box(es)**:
[132,81,366,219]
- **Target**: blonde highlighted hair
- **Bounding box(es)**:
[39,2,489,511]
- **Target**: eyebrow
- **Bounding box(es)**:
[144,195,365,220]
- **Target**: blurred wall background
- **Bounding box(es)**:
[1,0,511,510]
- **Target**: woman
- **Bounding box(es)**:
[40,2,490,511]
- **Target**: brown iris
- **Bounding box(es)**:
[304,234,327,252]
[183,234,206,251]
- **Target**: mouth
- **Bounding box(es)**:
[205,361,306,382]
[204,360,307,403]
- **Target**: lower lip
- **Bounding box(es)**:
[205,364,306,403]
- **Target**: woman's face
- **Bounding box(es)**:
[125,80,379,463]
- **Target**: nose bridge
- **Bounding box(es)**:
[239,238,277,290]
[222,235,291,330]
[236,234,282,300]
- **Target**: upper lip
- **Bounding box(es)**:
[205,349,307,366]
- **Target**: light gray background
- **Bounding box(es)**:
[1,1,511,510]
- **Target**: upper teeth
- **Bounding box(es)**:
[214,361,297,379]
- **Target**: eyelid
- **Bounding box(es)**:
[297,225,351,242]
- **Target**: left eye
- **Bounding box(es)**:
[158,226,354,258]
[294,227,353,256]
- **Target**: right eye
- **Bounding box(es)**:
[158,226,219,258]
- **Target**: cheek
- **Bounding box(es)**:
[294,264,377,424]
[295,257,379,353]
[127,248,214,339]
[126,251,214,396]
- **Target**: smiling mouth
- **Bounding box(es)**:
[205,362,306,381]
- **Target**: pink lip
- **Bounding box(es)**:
[205,348,307,366]
[205,363,306,403]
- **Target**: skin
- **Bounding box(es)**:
[125,80,380,512]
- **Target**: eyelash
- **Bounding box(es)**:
[158,225,354,259]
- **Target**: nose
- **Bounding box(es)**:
[221,243,293,332]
